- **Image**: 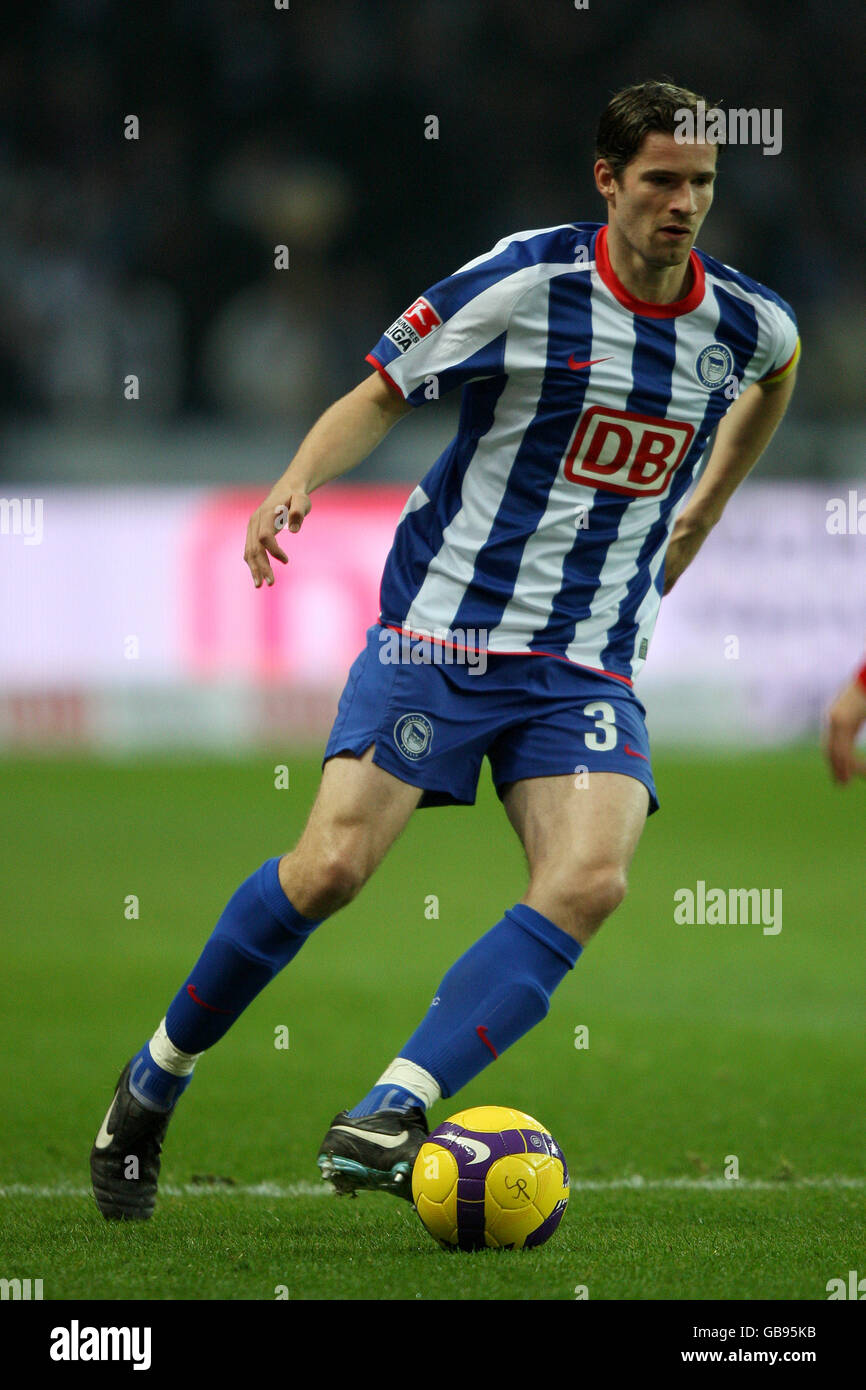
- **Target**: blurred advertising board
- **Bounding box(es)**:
[0,482,862,749]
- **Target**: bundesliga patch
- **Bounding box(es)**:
[384,297,442,354]
[695,343,735,390]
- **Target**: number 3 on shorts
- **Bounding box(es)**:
[583,700,618,751]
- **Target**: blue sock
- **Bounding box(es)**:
[129,1043,194,1112]
[397,904,582,1099]
[347,1083,427,1118]
[129,859,321,1110]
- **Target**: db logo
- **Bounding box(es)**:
[564,405,695,498]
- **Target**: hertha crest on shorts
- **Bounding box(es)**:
[393,712,434,760]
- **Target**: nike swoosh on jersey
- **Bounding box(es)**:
[568,355,613,370]
[331,1124,409,1149]
[624,744,649,760]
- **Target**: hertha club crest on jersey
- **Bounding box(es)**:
[695,343,736,390]
[384,297,442,354]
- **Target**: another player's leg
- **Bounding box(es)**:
[341,771,648,1184]
[91,746,421,1219]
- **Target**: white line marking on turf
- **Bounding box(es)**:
[1,1176,865,1199]
[0,1181,329,1199]
[571,1176,866,1191]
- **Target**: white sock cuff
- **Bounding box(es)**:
[376,1057,441,1110]
[150,1018,202,1076]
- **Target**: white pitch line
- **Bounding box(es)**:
[1,1176,864,1199]
[0,1181,328,1200]
[570,1176,866,1191]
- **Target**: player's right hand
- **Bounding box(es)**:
[244,491,311,588]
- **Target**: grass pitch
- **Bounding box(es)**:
[1,747,863,1301]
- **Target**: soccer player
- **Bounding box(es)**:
[91,80,800,1218]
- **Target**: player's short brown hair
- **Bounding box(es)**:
[595,80,718,181]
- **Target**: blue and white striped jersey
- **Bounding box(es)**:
[367,222,799,683]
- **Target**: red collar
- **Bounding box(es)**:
[594,224,704,318]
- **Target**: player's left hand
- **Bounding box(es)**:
[662,513,713,595]
[823,679,866,784]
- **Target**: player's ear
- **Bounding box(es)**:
[593,158,617,202]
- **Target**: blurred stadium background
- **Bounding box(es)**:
[1,0,864,751]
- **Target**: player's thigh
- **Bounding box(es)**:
[503,769,649,889]
[284,743,423,881]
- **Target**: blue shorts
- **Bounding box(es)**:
[323,623,658,814]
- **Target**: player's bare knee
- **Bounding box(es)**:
[309,844,370,913]
[278,843,367,918]
[531,862,628,938]
[574,863,628,924]
[329,850,371,901]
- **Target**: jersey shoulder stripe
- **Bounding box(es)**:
[695,248,798,328]
[454,221,597,276]
[761,336,801,383]
[697,248,799,382]
[367,224,597,405]
[408,223,591,325]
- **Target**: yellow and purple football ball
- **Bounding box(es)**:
[411,1105,569,1250]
